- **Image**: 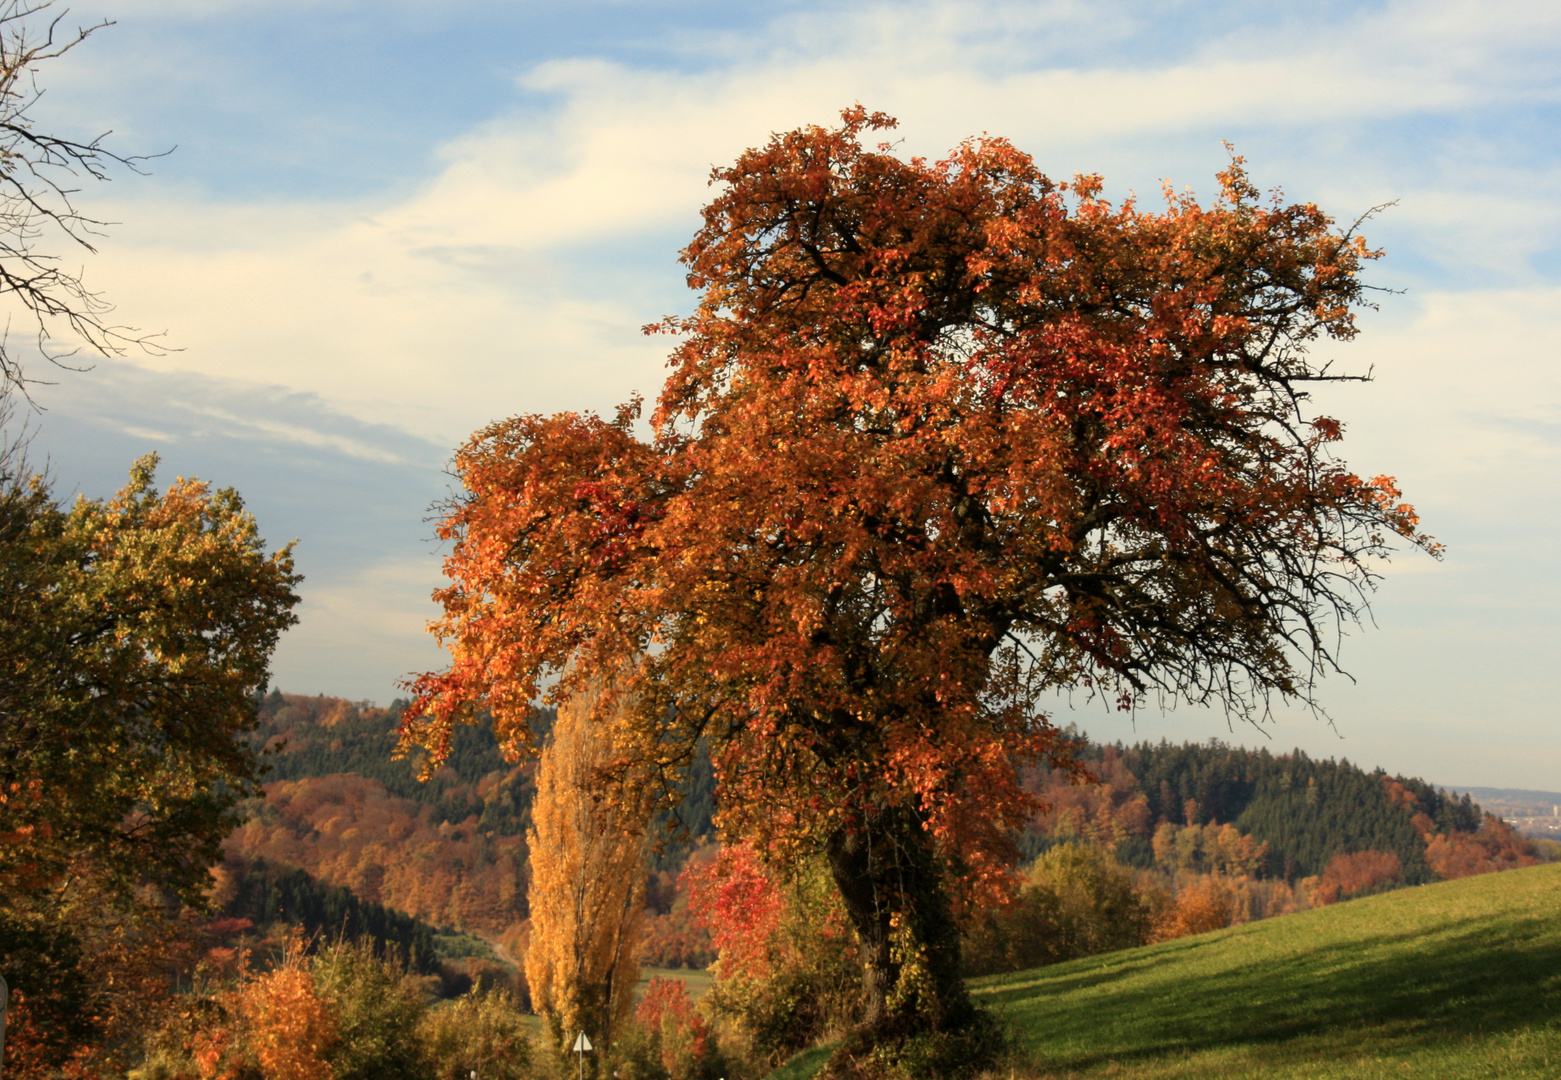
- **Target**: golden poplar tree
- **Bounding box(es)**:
[524,673,655,1056]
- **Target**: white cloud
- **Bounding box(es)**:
[29,0,1560,775]
[272,554,447,701]
[73,0,1559,442]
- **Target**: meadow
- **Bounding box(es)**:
[774,862,1561,1079]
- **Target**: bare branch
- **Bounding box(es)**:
[0,1,170,399]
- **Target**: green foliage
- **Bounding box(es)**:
[963,844,1153,978]
[1110,740,1468,880]
[826,1010,1006,1080]
[0,454,300,904]
[311,939,427,1080]
[432,930,499,962]
[0,451,298,1076]
[1028,844,1154,956]
[416,989,536,1080]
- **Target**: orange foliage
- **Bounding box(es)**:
[684,844,786,983]
[223,773,527,934]
[401,107,1435,1037]
[1025,749,1152,852]
[1312,849,1402,905]
[1425,816,1538,880]
[0,878,197,1080]
[1151,821,1268,876]
[1381,777,1419,814]
[0,991,58,1080]
[236,966,339,1080]
[524,673,654,1052]
[1152,876,1236,941]
[639,906,716,969]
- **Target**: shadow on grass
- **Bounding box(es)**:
[983,912,1561,1071]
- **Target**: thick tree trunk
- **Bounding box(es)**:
[824,805,974,1047]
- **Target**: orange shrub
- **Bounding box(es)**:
[1312,849,1401,905]
[236,962,339,1080]
[635,977,709,1080]
[1152,876,1234,941]
[1425,816,1538,880]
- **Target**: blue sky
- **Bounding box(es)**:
[12,0,1560,790]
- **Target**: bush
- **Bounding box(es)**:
[129,936,541,1080]
[417,989,535,1080]
[688,847,861,1065]
[622,977,722,1080]
[1312,849,1403,905]
[310,940,427,1080]
[1151,876,1234,940]
[963,843,1152,976]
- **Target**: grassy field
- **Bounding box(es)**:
[776,862,1561,1079]
[638,965,715,1001]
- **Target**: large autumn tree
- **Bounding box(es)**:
[403,109,1436,1071]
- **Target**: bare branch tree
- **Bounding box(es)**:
[0,0,165,398]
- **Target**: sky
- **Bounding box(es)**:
[8,0,1559,791]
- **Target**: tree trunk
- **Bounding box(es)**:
[824,805,975,1047]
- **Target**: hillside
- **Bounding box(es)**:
[1022,739,1537,886]
[228,691,718,964]
[776,863,1561,1079]
[229,692,1541,987]
[988,862,1561,1078]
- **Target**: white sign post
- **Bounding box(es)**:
[571,1031,592,1080]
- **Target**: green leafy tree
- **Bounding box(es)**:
[0,452,300,899]
[0,446,300,1075]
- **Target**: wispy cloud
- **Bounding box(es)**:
[20,0,1561,775]
[71,0,1561,442]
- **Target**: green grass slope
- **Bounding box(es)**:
[974,862,1561,1078]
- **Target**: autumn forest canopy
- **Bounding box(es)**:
[11,75,1543,1080]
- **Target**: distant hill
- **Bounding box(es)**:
[228,691,718,963]
[231,692,1543,976]
[1022,738,1538,885]
[1450,786,1561,815]
[1450,786,1561,840]
[251,689,715,848]
[211,854,442,975]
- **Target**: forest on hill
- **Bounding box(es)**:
[227,691,1546,987]
[225,691,719,971]
[1020,738,1527,882]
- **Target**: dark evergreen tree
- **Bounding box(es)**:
[226,858,441,974]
